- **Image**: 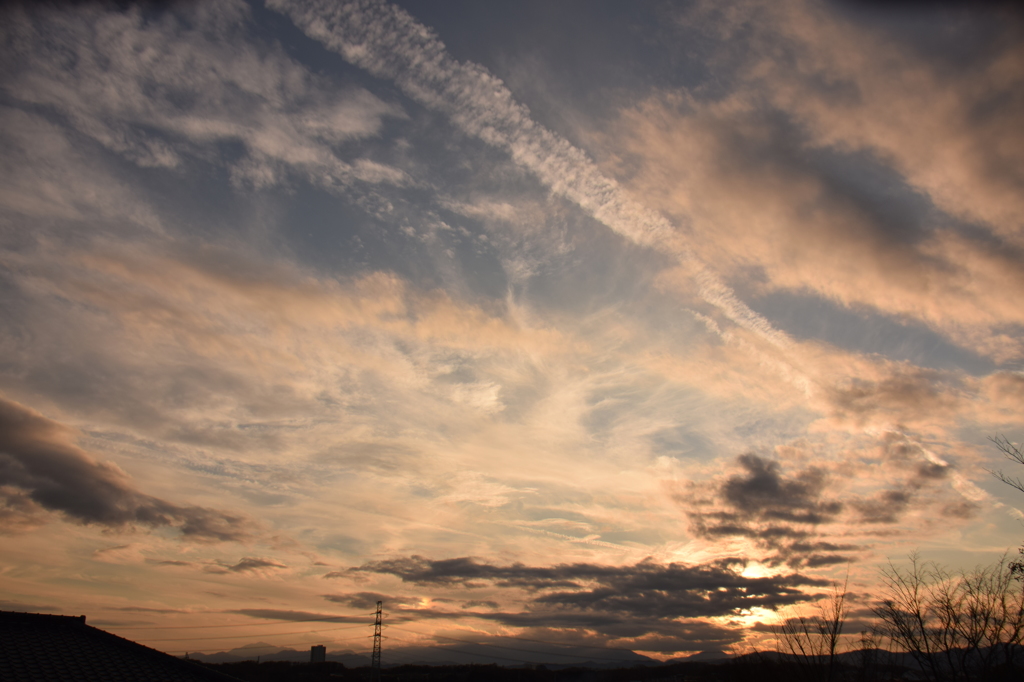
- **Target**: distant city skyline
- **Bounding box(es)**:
[1,0,1022,662]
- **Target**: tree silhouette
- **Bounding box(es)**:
[874,553,1024,681]
[988,436,1024,576]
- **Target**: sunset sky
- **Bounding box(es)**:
[1,0,1023,664]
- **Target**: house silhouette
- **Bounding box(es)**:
[0,611,241,681]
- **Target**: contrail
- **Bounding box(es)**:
[269,0,790,349]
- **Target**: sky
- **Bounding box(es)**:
[1,0,1023,664]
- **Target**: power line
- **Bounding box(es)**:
[163,633,372,656]
[112,613,374,630]
[139,623,369,643]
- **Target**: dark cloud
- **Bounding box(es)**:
[685,454,850,567]
[351,556,583,588]
[353,556,827,619]
[344,555,827,651]
[827,368,963,426]
[852,489,913,524]
[847,432,956,523]
[313,442,419,473]
[917,461,950,479]
[228,608,363,623]
[941,500,979,519]
[721,454,843,524]
[880,432,951,482]
[700,523,811,540]
[0,485,47,533]
[801,554,853,568]
[228,557,286,572]
[685,444,962,563]
[206,557,286,574]
[788,541,858,554]
[321,592,416,610]
[0,396,255,541]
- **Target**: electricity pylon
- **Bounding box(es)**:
[371,600,382,682]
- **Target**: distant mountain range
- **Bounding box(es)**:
[186,638,654,669]
[186,642,1024,673]
[187,643,370,667]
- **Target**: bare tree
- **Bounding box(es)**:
[988,436,1024,577]
[874,553,1024,682]
[775,575,849,682]
[989,436,1024,495]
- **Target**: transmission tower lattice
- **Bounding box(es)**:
[371,600,382,682]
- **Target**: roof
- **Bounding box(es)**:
[0,611,241,682]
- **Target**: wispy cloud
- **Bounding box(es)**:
[2,1,405,190]
[269,0,792,351]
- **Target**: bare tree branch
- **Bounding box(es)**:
[988,436,1024,494]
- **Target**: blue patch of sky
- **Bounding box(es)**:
[715,132,1003,376]
[596,528,671,547]
[385,102,555,200]
[631,291,722,349]
[827,0,1017,77]
[273,183,403,273]
[494,367,550,424]
[247,1,687,312]
[798,139,1021,272]
[749,289,997,376]
[0,270,31,361]
[798,144,939,246]
[122,149,271,243]
[947,217,1024,271]
[249,0,406,102]
[314,531,369,556]
[3,102,282,250]
[231,486,292,507]
[269,117,522,301]
[648,425,716,461]
[520,207,677,316]
[512,505,595,527]
[581,380,694,443]
[730,415,796,443]
[276,179,513,304]
[389,0,713,143]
